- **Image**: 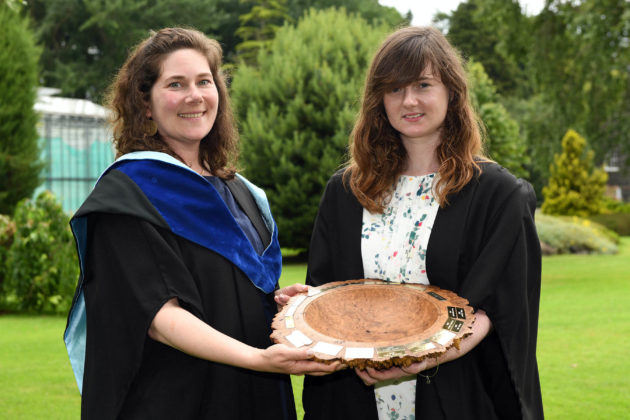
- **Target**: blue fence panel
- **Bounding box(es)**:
[35,115,114,213]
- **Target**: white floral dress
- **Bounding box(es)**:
[361,173,439,420]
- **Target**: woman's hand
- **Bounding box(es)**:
[274,283,309,310]
[355,309,493,386]
[257,344,342,376]
[355,359,432,386]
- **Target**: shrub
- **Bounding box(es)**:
[541,129,607,217]
[589,213,630,236]
[536,212,618,255]
[0,214,16,294]
[600,197,630,214]
[1,191,78,314]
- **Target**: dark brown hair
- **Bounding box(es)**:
[106,27,238,177]
[346,26,487,212]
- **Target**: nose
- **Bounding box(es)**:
[186,86,203,103]
[402,87,418,107]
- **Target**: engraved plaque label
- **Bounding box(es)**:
[447,306,466,319]
[376,345,407,358]
[443,318,464,332]
[428,291,446,301]
[407,340,436,353]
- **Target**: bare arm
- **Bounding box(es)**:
[148,297,339,376]
[355,309,492,385]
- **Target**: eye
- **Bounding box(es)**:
[418,82,430,89]
[168,81,182,88]
[391,87,402,93]
[198,79,213,86]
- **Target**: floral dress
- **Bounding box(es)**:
[361,173,439,420]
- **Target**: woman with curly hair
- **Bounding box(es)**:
[64,27,337,420]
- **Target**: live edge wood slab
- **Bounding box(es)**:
[271,279,475,369]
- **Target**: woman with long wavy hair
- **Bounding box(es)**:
[303,26,543,420]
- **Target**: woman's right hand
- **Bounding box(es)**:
[255,344,342,376]
[274,283,309,310]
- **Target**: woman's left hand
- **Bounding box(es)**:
[274,283,309,310]
[355,308,493,386]
[355,359,431,386]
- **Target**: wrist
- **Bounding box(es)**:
[244,347,265,372]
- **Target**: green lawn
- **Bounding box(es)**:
[1,238,629,419]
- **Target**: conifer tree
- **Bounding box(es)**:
[231,8,388,249]
[235,0,291,65]
[0,2,43,215]
[542,129,607,217]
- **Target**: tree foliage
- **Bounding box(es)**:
[440,0,630,198]
[235,0,291,65]
[0,3,43,215]
[468,60,528,178]
[437,0,532,96]
[26,0,237,100]
[287,0,406,27]
[231,8,389,249]
[26,0,404,100]
[542,129,607,217]
[530,0,630,164]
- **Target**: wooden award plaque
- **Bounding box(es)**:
[271,279,475,369]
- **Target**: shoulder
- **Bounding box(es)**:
[316,168,362,215]
[474,161,536,211]
[323,168,352,195]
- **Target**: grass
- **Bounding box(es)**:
[1,238,629,419]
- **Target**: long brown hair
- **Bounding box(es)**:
[106,27,238,178]
[346,26,487,212]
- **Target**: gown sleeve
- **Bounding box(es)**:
[81,212,205,418]
[436,174,543,419]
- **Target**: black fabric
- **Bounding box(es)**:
[208,176,265,254]
[75,169,167,227]
[303,162,543,420]
[225,177,271,248]
[81,213,296,420]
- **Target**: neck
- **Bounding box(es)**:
[401,136,441,176]
[166,142,206,175]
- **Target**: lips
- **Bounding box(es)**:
[178,111,205,118]
[403,112,424,121]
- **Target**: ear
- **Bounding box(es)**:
[145,107,152,119]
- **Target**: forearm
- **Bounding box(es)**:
[148,298,264,371]
[148,297,342,376]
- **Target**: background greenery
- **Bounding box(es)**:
[2,0,628,250]
[1,238,629,419]
[0,2,43,216]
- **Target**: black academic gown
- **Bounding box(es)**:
[66,157,296,420]
[303,162,544,420]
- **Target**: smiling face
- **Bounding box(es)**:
[146,48,219,151]
[382,67,449,146]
